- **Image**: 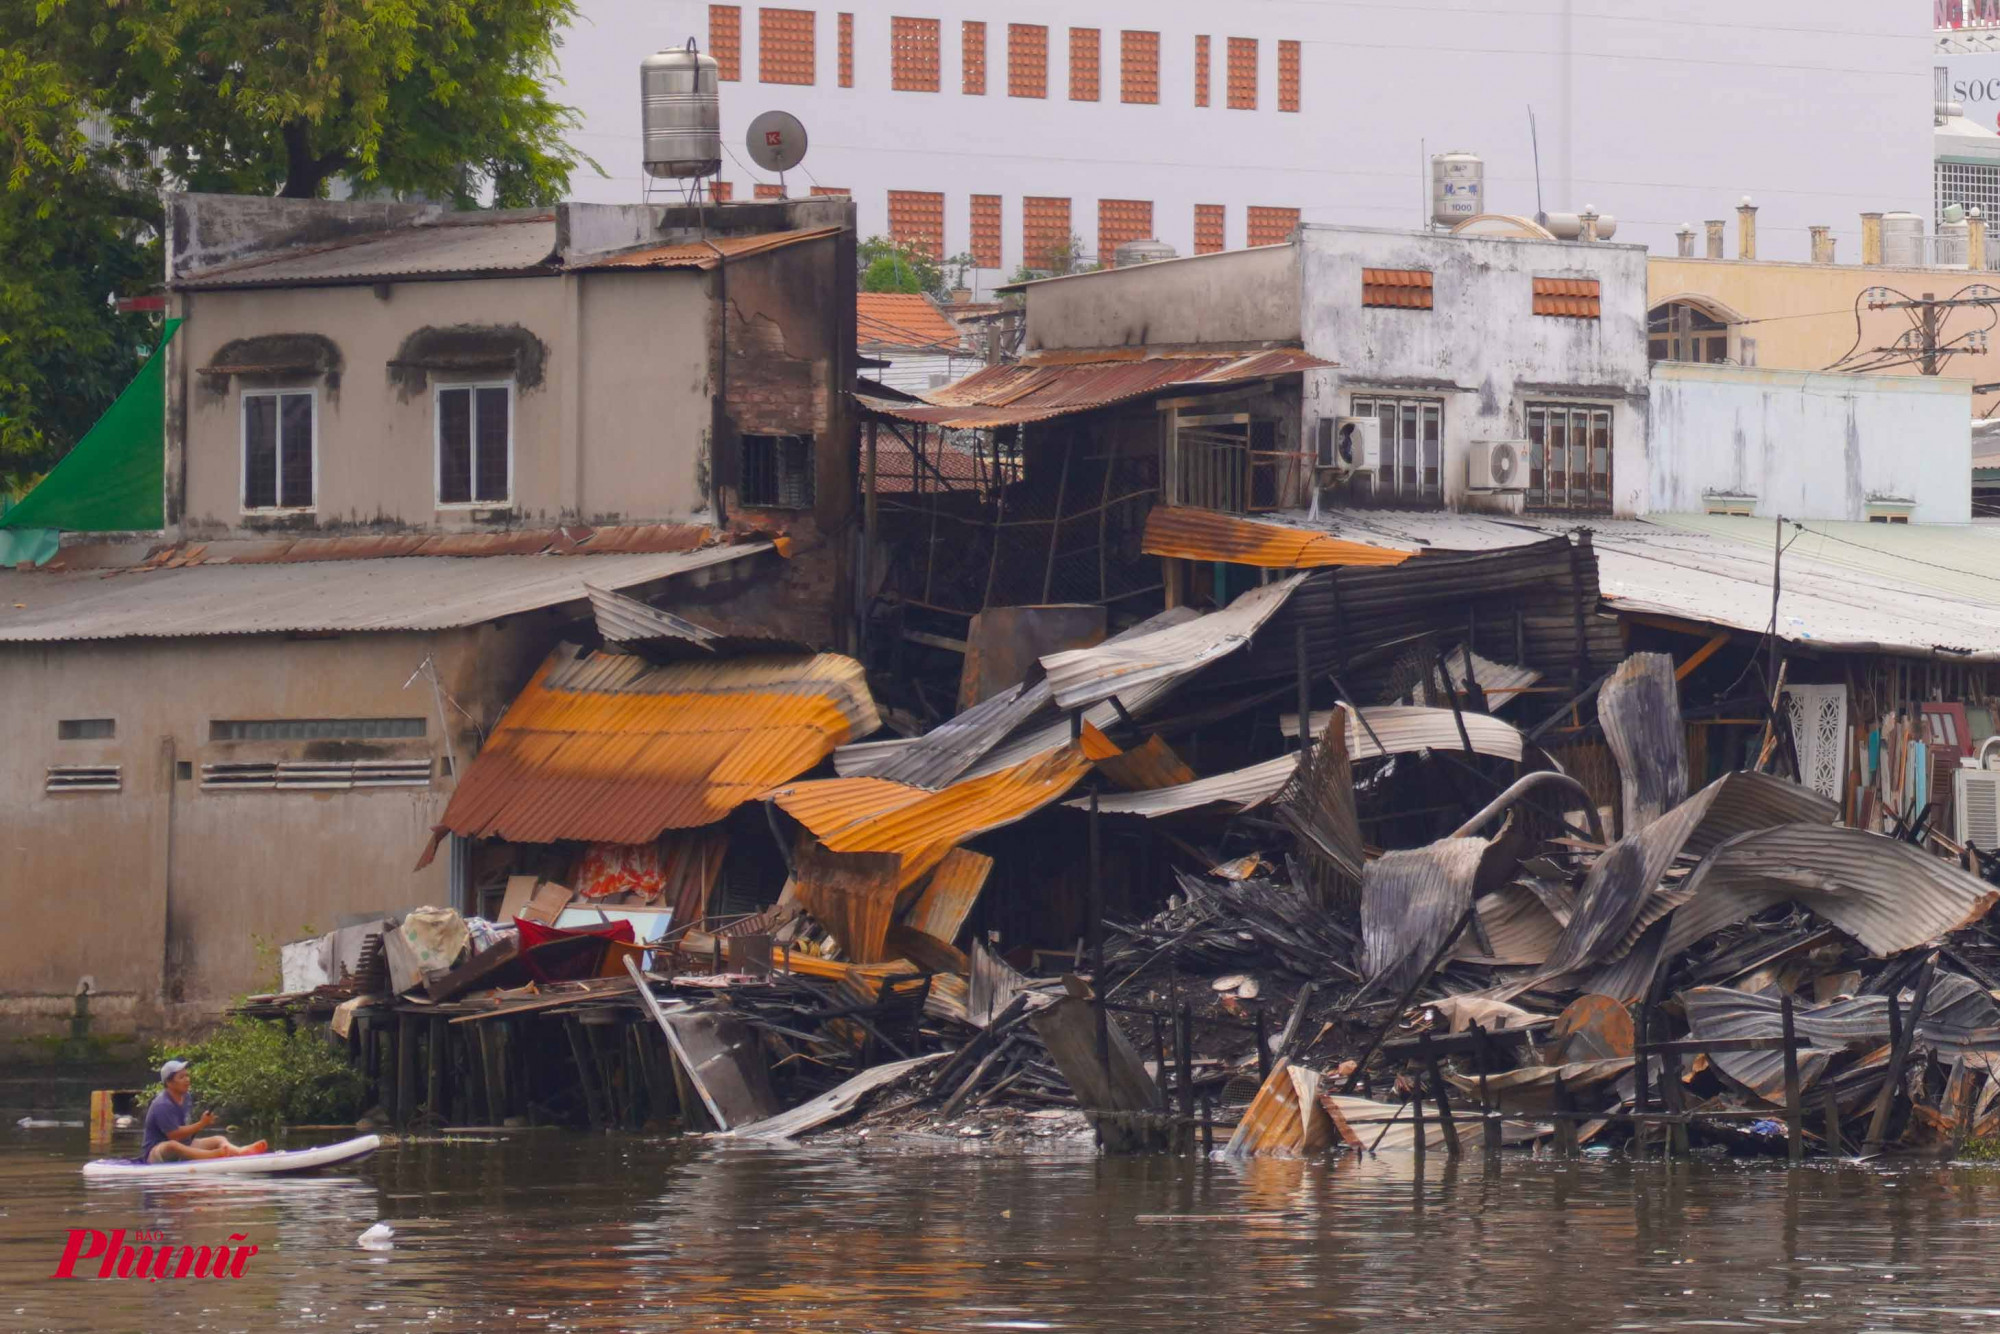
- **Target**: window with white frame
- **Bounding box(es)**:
[436,382,512,507]
[241,389,315,511]
[1349,394,1442,504]
[1525,402,1612,512]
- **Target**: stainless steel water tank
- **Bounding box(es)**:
[1113,238,1178,267]
[642,43,721,180]
[1881,211,1926,267]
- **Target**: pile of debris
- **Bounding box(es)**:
[236,536,2000,1161]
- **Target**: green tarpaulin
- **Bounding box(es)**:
[0,318,180,535]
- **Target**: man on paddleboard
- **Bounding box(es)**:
[140,1060,266,1162]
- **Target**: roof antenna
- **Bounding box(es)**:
[1527,105,1545,224]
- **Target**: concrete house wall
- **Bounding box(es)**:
[0,623,546,1038]
[1021,245,1302,352]
[1298,226,1653,516]
[1649,363,1973,523]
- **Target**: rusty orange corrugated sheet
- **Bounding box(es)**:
[863,348,1333,429]
[434,644,880,847]
[905,847,994,943]
[1223,1059,1335,1158]
[1094,735,1196,791]
[772,728,1113,888]
[578,226,844,270]
[1141,506,1413,569]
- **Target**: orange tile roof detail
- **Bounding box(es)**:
[1069,27,1101,101]
[1121,30,1159,104]
[857,292,964,350]
[962,21,987,93]
[810,185,849,196]
[758,7,815,85]
[1247,206,1301,248]
[576,226,842,270]
[1279,40,1301,112]
[754,183,784,200]
[1227,36,1258,109]
[710,5,742,80]
[1363,268,1434,309]
[1194,35,1211,107]
[891,16,941,91]
[970,195,1002,268]
[1008,23,1048,98]
[1098,198,1154,259]
[711,181,733,203]
[1023,196,1071,270]
[1141,505,1414,569]
[887,190,945,260]
[1534,276,1602,318]
[434,644,881,848]
[1195,203,1226,254]
[838,11,853,86]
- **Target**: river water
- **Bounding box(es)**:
[8,1124,2000,1331]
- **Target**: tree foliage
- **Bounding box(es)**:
[858,235,976,299]
[0,0,592,483]
[152,1018,367,1130]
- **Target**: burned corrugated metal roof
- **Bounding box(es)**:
[858,348,1333,429]
[430,642,879,848]
[175,212,560,289]
[1141,506,1413,569]
[1661,824,2000,959]
[1536,770,1839,981]
[1361,837,1500,997]
[587,583,808,657]
[0,544,767,642]
[833,607,1204,786]
[905,848,993,944]
[49,524,724,572]
[1305,509,2000,662]
[1431,644,1541,710]
[1084,705,1533,818]
[576,226,843,270]
[1598,652,1688,834]
[1041,574,1305,711]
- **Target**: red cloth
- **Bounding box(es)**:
[513,918,635,982]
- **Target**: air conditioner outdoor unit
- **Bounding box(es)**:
[1469,439,1527,491]
[1955,767,2000,850]
[1315,416,1380,475]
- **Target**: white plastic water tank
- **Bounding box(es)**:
[1881,211,1926,267]
[641,42,721,180]
[1431,153,1483,227]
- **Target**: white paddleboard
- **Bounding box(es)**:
[83,1134,381,1179]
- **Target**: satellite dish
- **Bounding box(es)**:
[745,111,808,174]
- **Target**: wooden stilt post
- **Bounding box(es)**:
[1780,993,1804,1165]
[428,1016,446,1126]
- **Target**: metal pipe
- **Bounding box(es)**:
[1449,769,1604,844]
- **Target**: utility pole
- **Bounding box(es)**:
[1842,284,1996,376]
[1921,291,1941,376]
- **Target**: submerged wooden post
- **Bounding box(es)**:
[1865,956,1937,1156]
[1412,1094,1427,1172]
[1418,1032,1459,1158]
[1088,792,1108,1083]
[1175,1002,1195,1127]
[428,1015,447,1126]
[1780,993,1804,1165]
[1634,1006,1654,1158]
[1822,1082,1843,1157]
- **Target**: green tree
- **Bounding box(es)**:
[858,235,942,296]
[0,0,592,483]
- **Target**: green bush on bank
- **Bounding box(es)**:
[149,1018,365,1130]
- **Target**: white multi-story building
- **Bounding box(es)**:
[558,2,1931,292]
